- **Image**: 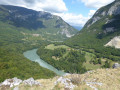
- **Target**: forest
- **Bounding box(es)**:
[37,45,87,74]
[0,22,55,82]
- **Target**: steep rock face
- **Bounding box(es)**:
[85,0,120,29]
[0,5,78,41]
[105,36,120,48]
[108,1,120,15]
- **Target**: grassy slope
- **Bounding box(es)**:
[0,5,78,41]
[0,21,56,82]
[41,44,112,71]
[83,52,101,70]
[3,68,120,90]
[0,5,77,82]
[65,15,120,62]
[45,44,70,50]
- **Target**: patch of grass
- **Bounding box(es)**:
[45,44,71,60]
[45,44,71,50]
[45,44,109,70]
[83,52,101,70]
[71,74,82,85]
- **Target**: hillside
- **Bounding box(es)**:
[65,0,120,61]
[1,68,120,90]
[0,5,79,82]
[0,5,78,42]
[1,1,120,89]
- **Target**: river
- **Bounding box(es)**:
[23,49,65,76]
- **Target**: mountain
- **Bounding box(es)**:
[0,5,78,41]
[0,4,78,83]
[65,0,120,61]
[0,5,78,82]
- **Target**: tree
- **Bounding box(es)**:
[98,59,102,64]
[104,60,110,68]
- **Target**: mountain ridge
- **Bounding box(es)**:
[65,0,120,61]
[0,5,78,41]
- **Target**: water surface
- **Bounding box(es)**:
[23,49,65,76]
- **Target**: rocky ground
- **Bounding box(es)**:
[105,36,120,48]
[0,68,120,90]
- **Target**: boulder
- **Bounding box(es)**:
[0,77,22,87]
[23,78,41,86]
[55,77,75,90]
[113,63,120,68]
[13,86,19,90]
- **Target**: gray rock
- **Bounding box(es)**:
[104,27,115,34]
[92,17,101,24]
[101,11,106,16]
[87,16,101,28]
[108,2,120,15]
[105,19,115,24]
[58,28,74,38]
[86,81,102,90]
[23,78,41,86]
[0,77,41,88]
[113,63,120,68]
[105,36,120,48]
[0,77,22,87]
[13,86,19,90]
[55,77,75,90]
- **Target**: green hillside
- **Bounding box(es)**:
[1,0,120,83]
[0,5,78,41]
[0,5,78,83]
[65,0,120,61]
[0,20,56,82]
[0,5,77,82]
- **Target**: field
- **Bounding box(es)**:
[45,44,71,50]
[45,44,71,60]
[44,44,116,71]
[83,52,102,70]
[45,44,112,70]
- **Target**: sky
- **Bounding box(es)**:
[0,0,115,27]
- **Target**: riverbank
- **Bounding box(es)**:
[23,49,65,76]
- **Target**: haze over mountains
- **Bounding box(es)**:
[72,26,82,30]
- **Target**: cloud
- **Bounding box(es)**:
[54,9,95,27]
[80,0,115,9]
[88,10,96,17]
[0,0,107,27]
[0,0,68,13]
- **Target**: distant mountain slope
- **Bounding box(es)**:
[65,0,120,61]
[0,5,78,41]
[72,26,82,30]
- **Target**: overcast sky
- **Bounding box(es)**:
[0,0,115,27]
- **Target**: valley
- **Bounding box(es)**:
[0,0,120,90]
[23,48,65,76]
[37,44,116,72]
[0,5,77,83]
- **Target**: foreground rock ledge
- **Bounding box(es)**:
[0,68,120,90]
